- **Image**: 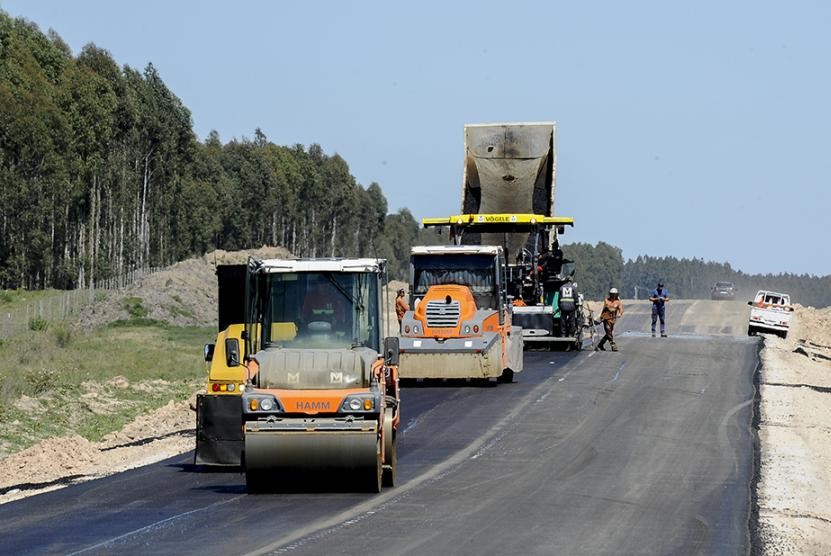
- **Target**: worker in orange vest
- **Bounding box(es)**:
[395,289,409,332]
[596,287,624,352]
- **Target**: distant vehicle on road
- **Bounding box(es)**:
[747,290,793,338]
[711,281,737,300]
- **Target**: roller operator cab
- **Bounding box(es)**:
[398,245,524,382]
[240,257,400,493]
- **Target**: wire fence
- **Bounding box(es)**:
[0,267,162,340]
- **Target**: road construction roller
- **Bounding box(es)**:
[240,257,400,493]
[195,264,248,466]
[398,230,523,383]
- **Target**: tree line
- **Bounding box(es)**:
[624,255,831,308]
[561,242,830,308]
[0,12,423,290]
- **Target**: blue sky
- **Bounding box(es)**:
[3,1,829,275]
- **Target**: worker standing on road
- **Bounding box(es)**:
[649,281,670,337]
[596,287,623,352]
[558,280,579,337]
[395,289,409,332]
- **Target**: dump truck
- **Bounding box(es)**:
[240,257,400,492]
[461,122,581,349]
[195,264,248,466]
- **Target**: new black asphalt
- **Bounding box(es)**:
[0,301,758,555]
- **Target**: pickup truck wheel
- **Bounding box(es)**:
[747,326,756,337]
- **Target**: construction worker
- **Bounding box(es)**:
[649,281,670,337]
[558,280,579,337]
[596,287,623,352]
[395,288,409,332]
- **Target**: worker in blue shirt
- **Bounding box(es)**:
[649,282,670,337]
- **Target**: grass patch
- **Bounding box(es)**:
[28,316,49,331]
[0,288,70,311]
[0,321,213,457]
[121,296,149,319]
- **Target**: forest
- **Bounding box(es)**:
[2,12,828,307]
[0,12,424,289]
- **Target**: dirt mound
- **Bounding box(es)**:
[78,246,291,328]
[0,397,197,504]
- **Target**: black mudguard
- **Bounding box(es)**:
[195,394,243,466]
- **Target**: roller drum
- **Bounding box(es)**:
[245,430,378,474]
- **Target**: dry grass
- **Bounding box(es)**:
[0,319,212,458]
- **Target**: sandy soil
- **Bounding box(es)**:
[0,395,197,505]
[757,304,831,555]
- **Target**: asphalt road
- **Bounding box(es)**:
[0,300,758,555]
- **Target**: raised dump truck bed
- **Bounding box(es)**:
[461,122,556,255]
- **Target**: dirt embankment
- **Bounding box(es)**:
[0,395,197,504]
[757,304,831,554]
[78,246,291,328]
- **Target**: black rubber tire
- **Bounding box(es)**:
[747,326,756,337]
[382,436,397,488]
[499,368,514,384]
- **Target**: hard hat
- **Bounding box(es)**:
[609,287,619,295]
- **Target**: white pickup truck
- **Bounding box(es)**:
[747,290,793,338]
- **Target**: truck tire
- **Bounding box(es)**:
[499,368,514,384]
[747,326,756,336]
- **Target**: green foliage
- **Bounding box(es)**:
[53,324,72,347]
[376,209,447,281]
[121,296,149,318]
[0,321,211,455]
[24,367,57,395]
[562,242,625,300]
[0,11,417,290]
[28,316,49,331]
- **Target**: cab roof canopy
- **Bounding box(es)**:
[410,245,502,256]
[252,257,384,274]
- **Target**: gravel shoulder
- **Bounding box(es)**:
[757,305,831,554]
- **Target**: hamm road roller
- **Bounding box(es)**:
[240,257,400,492]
